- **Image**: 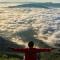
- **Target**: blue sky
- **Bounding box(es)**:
[0,0,60,3]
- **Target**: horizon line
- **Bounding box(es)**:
[0,2,60,3]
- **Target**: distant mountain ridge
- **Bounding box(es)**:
[8,2,60,8]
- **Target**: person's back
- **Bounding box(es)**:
[24,48,37,60]
[10,41,52,60]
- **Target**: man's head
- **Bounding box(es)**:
[28,41,34,48]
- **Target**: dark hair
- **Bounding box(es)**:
[28,41,34,48]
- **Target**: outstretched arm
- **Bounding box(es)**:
[8,47,26,52]
[36,48,53,52]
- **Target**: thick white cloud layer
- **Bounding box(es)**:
[0,7,60,48]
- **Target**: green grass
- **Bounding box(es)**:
[0,55,21,60]
[0,52,23,60]
[40,52,60,60]
[0,52,60,60]
[0,57,17,60]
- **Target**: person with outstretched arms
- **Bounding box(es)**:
[9,41,53,60]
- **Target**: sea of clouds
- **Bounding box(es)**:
[0,7,60,48]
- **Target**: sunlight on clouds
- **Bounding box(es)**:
[0,0,28,2]
[0,0,60,3]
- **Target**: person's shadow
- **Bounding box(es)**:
[16,28,51,48]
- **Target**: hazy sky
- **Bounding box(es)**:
[0,0,60,3]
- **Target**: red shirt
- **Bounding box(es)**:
[11,48,52,60]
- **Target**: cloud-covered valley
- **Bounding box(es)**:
[0,7,60,48]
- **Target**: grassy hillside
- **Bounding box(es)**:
[0,52,60,60]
